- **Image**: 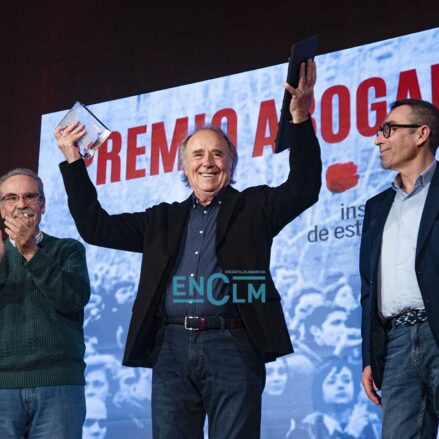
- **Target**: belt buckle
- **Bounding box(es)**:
[184,316,200,331]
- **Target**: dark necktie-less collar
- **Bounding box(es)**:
[191,186,228,208]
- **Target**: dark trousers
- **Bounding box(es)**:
[152,324,266,439]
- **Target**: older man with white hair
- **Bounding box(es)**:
[56,60,321,439]
[0,168,90,438]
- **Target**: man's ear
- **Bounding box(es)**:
[417,125,432,147]
[40,197,46,215]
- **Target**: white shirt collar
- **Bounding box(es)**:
[10,230,43,247]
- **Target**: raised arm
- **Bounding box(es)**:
[262,60,322,235]
[55,123,147,252]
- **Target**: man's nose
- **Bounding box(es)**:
[16,196,27,208]
[202,154,213,166]
[375,132,384,146]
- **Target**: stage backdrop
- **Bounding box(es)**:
[39,27,439,439]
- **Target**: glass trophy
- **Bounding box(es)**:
[56,101,111,159]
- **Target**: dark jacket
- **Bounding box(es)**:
[60,119,321,367]
[360,162,439,387]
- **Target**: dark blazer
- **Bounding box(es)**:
[60,120,321,368]
[360,162,439,387]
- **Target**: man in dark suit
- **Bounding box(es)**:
[55,60,321,439]
[360,99,439,438]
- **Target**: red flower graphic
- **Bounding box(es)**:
[325,162,359,193]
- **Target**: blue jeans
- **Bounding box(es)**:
[152,325,266,439]
[0,385,85,439]
[381,321,439,438]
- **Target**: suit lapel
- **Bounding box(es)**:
[167,196,192,255]
[369,189,396,273]
[417,164,439,257]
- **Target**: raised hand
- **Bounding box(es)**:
[54,121,86,163]
[284,59,316,124]
[4,214,39,261]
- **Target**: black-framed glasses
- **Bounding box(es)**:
[377,122,422,139]
[0,192,43,206]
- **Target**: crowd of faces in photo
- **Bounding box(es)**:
[261,264,381,439]
[82,259,152,439]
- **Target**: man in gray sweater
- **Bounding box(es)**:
[0,168,90,439]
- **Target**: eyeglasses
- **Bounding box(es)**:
[0,192,43,206]
[377,122,422,139]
